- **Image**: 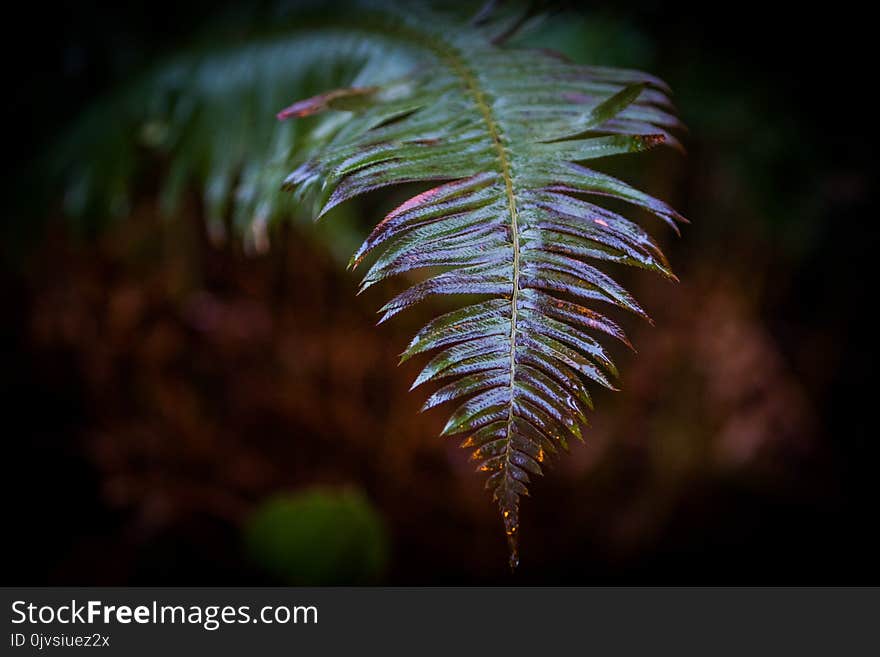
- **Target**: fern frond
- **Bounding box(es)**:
[281,4,686,567]
[53,1,684,567]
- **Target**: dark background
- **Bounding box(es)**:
[3,1,876,583]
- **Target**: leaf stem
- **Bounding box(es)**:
[437,47,522,569]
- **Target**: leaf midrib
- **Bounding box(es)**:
[355,10,528,562]
[435,45,523,546]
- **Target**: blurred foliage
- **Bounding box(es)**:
[49,2,426,247]
[244,487,388,584]
[15,204,818,581]
[513,11,657,68]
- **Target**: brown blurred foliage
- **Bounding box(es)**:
[18,190,824,582]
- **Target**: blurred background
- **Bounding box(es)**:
[2,1,876,584]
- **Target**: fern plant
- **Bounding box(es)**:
[54,1,685,568]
